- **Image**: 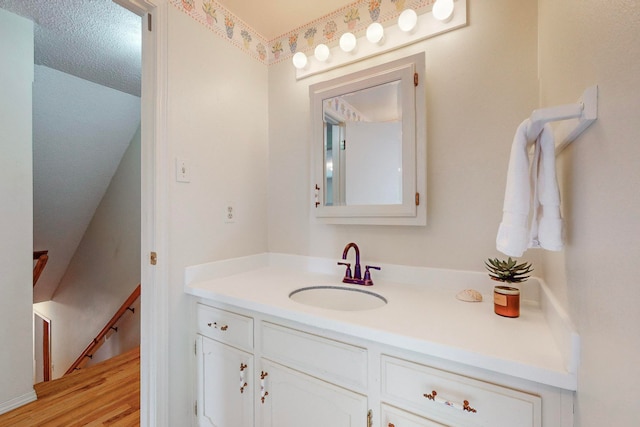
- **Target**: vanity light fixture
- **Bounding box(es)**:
[432,0,455,22]
[397,9,418,32]
[366,22,384,44]
[314,43,331,62]
[292,51,308,69]
[294,0,467,79]
[339,32,357,53]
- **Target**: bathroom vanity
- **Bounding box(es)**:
[185,253,578,427]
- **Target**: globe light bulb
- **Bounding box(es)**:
[398,9,418,32]
[314,43,330,62]
[433,0,454,22]
[366,22,384,44]
[292,52,308,69]
[339,32,357,53]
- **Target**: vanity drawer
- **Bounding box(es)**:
[260,321,368,391]
[381,404,447,427]
[381,355,541,427]
[196,304,253,351]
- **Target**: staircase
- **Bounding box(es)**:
[66,284,141,374]
[0,347,140,426]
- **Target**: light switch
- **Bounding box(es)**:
[176,157,190,183]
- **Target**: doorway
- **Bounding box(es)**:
[33,311,51,383]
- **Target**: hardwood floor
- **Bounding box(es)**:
[0,347,140,426]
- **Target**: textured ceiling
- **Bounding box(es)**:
[0,0,358,96]
[216,0,354,39]
[0,0,142,97]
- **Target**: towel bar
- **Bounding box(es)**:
[526,85,598,155]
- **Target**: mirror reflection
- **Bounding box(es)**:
[310,52,425,225]
[323,80,402,207]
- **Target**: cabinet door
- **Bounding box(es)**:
[198,336,253,427]
[258,360,368,427]
[382,404,447,427]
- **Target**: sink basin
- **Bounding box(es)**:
[289,286,387,311]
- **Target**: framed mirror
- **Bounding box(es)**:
[310,53,426,225]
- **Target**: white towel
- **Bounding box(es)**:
[530,123,564,251]
[496,119,563,257]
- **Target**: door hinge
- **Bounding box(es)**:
[194,339,197,355]
[414,72,419,87]
[415,192,420,206]
[150,251,157,265]
[367,409,373,427]
[147,13,152,32]
[194,401,197,416]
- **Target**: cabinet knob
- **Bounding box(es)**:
[239,363,248,393]
[388,424,395,427]
[206,322,229,331]
[423,390,477,413]
[260,371,269,403]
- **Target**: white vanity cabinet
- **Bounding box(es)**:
[193,301,571,427]
[258,360,368,427]
[257,321,369,427]
[380,355,542,427]
[196,304,255,427]
[197,336,253,427]
[381,404,447,427]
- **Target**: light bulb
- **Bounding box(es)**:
[433,0,454,22]
[366,22,384,44]
[314,44,330,62]
[292,52,308,69]
[339,32,357,53]
[398,9,418,32]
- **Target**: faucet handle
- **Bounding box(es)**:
[363,265,381,286]
[337,262,352,279]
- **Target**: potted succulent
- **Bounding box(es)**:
[485,257,533,318]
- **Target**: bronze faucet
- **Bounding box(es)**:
[338,242,380,286]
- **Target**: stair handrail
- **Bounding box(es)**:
[65,283,141,375]
[33,250,49,287]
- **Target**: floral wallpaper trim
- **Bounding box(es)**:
[169,0,439,66]
[170,0,270,62]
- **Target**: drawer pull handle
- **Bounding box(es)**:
[260,371,269,403]
[423,390,477,413]
[206,322,229,331]
[239,363,248,394]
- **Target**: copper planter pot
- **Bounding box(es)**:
[493,285,520,318]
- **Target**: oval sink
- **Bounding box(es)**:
[289,286,387,311]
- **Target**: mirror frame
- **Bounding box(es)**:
[310,53,426,225]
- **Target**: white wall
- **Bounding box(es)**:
[538,1,640,425]
[0,7,35,413]
[268,0,543,270]
[34,126,141,379]
[32,65,141,303]
[165,8,269,424]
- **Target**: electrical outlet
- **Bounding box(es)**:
[176,157,190,183]
[224,203,235,223]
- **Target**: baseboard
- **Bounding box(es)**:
[0,389,37,415]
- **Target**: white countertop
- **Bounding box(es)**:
[184,253,578,391]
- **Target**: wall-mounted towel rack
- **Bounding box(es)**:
[526,85,598,155]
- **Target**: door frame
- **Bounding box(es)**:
[33,310,51,383]
[113,1,169,425]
